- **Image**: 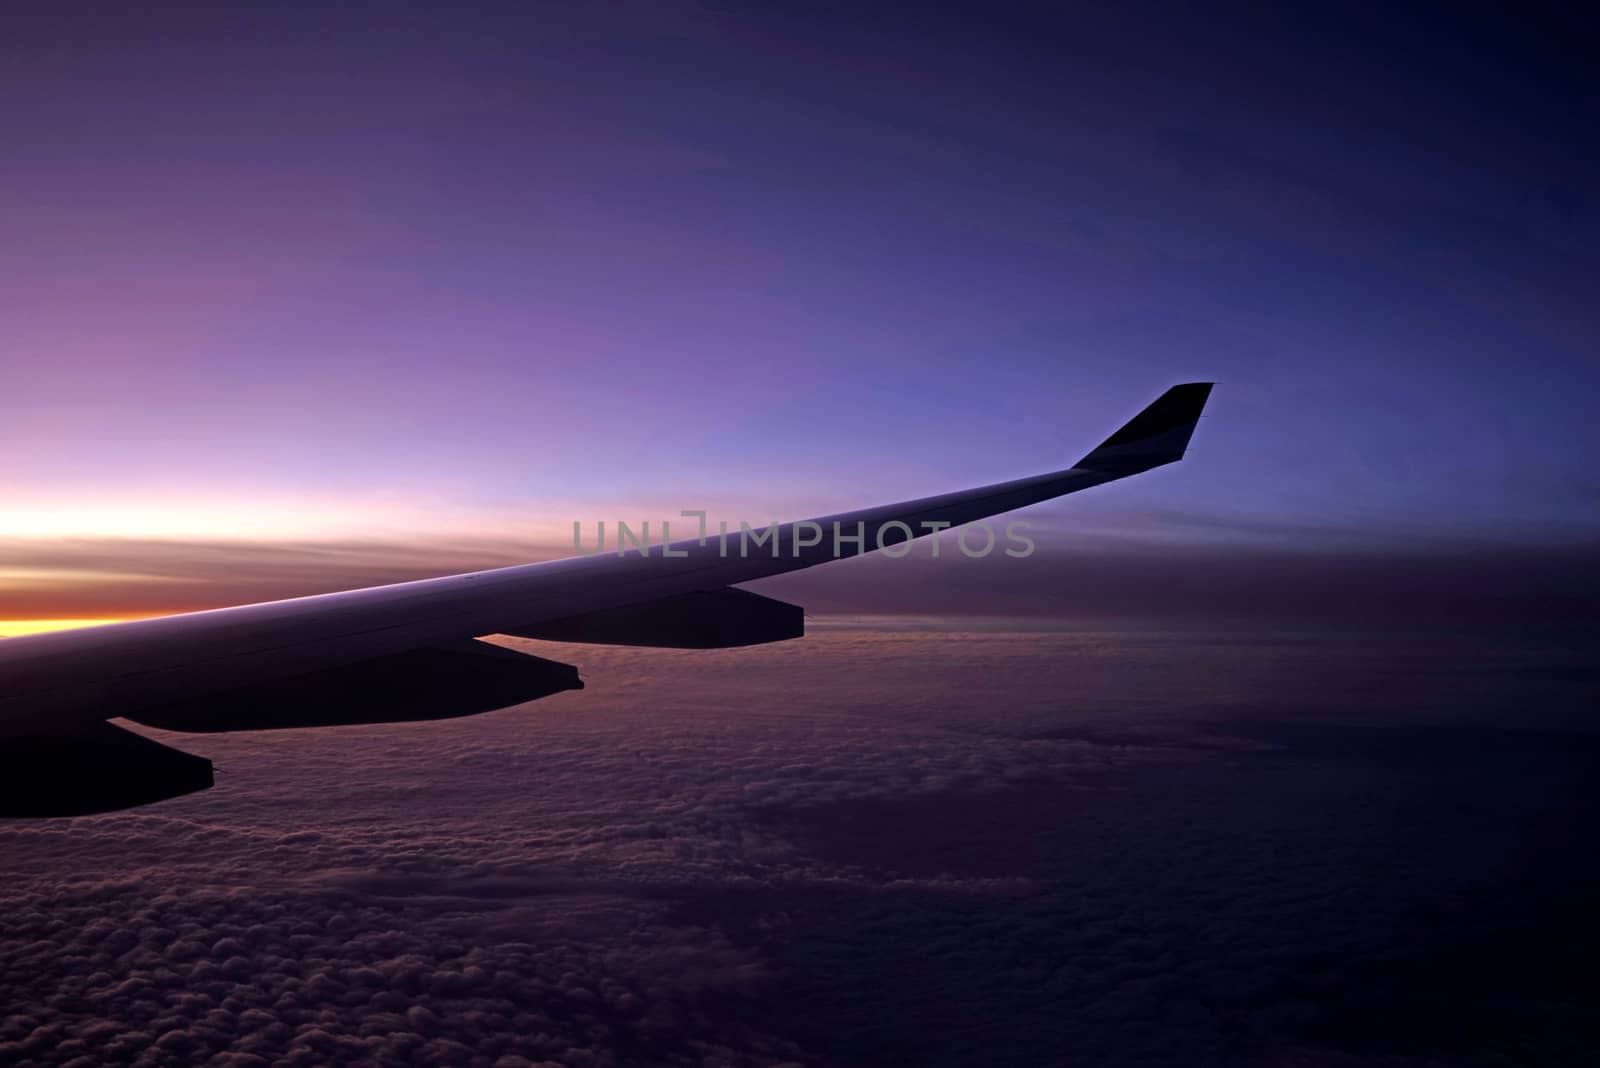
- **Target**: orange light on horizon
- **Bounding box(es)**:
[0,618,144,639]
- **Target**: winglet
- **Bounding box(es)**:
[1075,382,1214,474]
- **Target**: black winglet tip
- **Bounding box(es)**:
[1167,381,1216,403]
[1096,383,1214,447]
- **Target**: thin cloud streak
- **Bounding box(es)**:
[3,530,1596,626]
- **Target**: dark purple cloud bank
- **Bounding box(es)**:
[5,532,1597,625]
[752,540,1600,625]
[3,627,1596,1066]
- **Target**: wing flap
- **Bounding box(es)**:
[0,721,213,818]
[124,640,582,733]
[504,587,803,648]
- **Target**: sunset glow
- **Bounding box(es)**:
[0,618,133,639]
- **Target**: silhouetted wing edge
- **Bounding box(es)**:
[0,384,1214,743]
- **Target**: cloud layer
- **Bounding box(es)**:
[6,531,1599,626]
[3,625,1597,1065]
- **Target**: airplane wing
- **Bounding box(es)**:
[0,383,1212,815]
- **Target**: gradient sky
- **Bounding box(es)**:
[2,3,1596,624]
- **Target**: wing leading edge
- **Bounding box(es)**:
[0,383,1212,814]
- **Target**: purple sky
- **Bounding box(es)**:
[2,4,1596,621]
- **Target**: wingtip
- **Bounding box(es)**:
[1076,383,1214,472]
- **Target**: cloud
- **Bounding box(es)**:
[6,529,1600,626]
[2,629,1596,1065]
[749,539,1600,624]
